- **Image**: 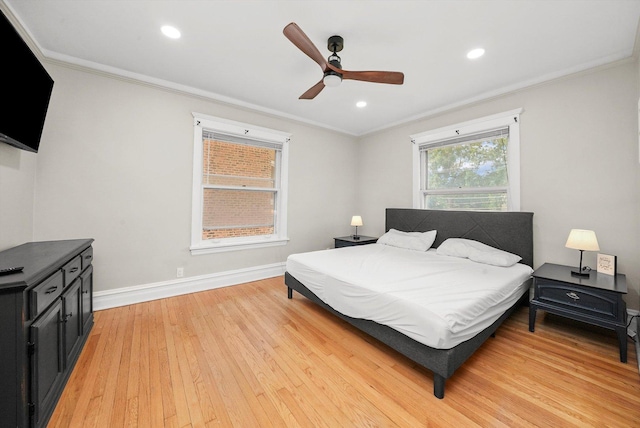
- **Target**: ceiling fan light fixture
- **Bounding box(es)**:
[323,72,342,87]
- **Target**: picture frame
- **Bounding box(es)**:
[597,253,617,276]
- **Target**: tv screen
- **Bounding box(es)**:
[0,10,54,153]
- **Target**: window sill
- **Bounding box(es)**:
[190,237,289,255]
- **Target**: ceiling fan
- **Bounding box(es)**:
[283,22,404,100]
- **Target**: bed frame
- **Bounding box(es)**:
[285,208,534,399]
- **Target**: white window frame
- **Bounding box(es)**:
[411,108,522,211]
[190,112,290,255]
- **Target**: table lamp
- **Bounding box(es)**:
[351,216,363,240]
[565,229,599,277]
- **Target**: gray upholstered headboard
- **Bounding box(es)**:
[385,208,534,268]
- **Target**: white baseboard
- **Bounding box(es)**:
[93,262,286,311]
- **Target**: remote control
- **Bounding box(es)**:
[0,266,24,276]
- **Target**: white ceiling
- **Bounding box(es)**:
[4,1,640,136]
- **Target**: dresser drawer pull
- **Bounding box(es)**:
[84,255,92,260]
[69,267,79,273]
[45,286,58,294]
[566,292,580,300]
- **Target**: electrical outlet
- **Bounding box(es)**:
[176,267,184,278]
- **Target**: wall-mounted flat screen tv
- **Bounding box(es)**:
[0,10,54,153]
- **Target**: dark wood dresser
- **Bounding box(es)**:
[0,239,94,428]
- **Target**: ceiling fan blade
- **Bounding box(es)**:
[299,80,325,99]
[283,22,328,71]
[340,69,405,85]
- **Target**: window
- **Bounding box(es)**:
[191,113,290,254]
[412,109,522,211]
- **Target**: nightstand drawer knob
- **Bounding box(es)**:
[566,292,580,300]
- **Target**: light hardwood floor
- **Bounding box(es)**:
[48,276,639,427]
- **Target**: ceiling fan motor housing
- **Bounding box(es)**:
[328,56,342,69]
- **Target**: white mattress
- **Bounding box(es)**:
[286,244,533,349]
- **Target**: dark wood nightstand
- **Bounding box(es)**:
[529,262,628,362]
[334,235,378,248]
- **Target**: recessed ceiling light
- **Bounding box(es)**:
[356,101,367,108]
[467,48,485,59]
[161,25,181,39]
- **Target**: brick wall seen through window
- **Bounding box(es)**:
[202,139,276,239]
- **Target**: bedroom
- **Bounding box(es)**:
[0,0,639,426]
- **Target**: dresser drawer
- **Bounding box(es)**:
[80,247,93,270]
[30,270,64,319]
[536,280,620,319]
[63,255,82,287]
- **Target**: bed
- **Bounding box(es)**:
[284,208,534,399]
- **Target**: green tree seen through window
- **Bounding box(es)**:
[425,137,508,211]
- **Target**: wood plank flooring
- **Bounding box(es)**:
[48,276,640,427]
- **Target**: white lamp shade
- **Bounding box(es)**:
[323,73,342,87]
[350,216,363,227]
[565,229,600,251]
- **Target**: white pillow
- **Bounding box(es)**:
[435,238,472,258]
[377,229,437,251]
[436,238,522,267]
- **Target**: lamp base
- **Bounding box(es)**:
[352,235,360,240]
[571,269,590,277]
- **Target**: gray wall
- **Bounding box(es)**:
[10,64,359,292]
[0,144,36,248]
[357,60,640,311]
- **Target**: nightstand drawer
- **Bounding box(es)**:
[536,281,620,319]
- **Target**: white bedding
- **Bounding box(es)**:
[286,244,533,349]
